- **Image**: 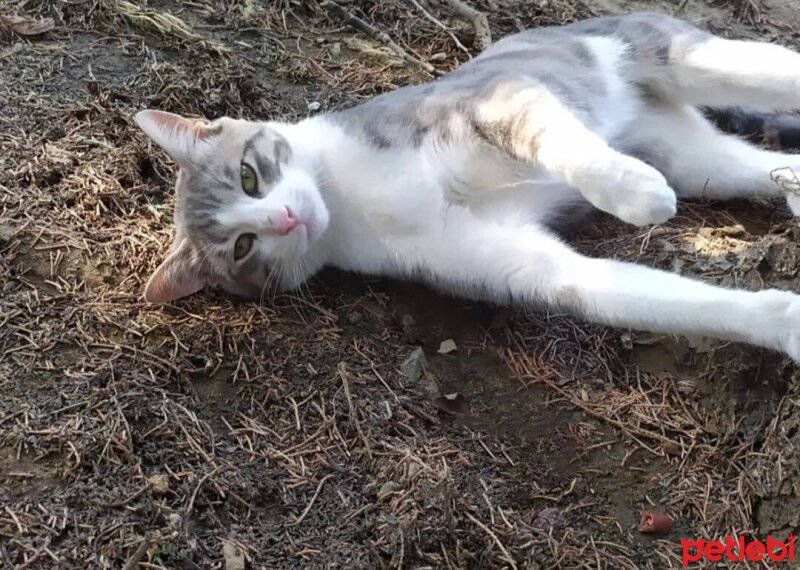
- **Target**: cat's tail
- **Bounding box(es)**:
[702,107,800,151]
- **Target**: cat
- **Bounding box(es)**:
[135,11,800,361]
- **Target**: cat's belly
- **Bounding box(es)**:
[438,145,590,227]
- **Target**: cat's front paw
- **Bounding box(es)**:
[754,289,800,361]
[606,159,677,226]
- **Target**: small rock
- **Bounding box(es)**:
[148,474,170,495]
[438,339,457,354]
[380,400,393,420]
[222,543,245,570]
[240,1,257,21]
[402,347,440,399]
[402,347,426,384]
[378,481,398,501]
[330,42,341,56]
[307,101,321,112]
[167,513,182,530]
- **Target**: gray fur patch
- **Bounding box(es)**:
[179,165,231,246]
[274,139,291,163]
[241,126,287,191]
[328,11,714,155]
[614,139,671,173]
[252,152,278,186]
[243,128,266,155]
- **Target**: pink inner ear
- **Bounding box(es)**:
[135,110,217,164]
[144,270,205,304]
[144,248,206,304]
[147,111,215,142]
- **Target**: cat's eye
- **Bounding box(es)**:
[234,233,255,261]
[240,163,258,196]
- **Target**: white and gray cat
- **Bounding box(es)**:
[136,12,800,360]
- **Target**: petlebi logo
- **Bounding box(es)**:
[681,535,796,566]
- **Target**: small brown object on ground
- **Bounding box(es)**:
[147,473,170,494]
[638,511,673,534]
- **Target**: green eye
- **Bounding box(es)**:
[234,233,255,261]
[240,163,258,196]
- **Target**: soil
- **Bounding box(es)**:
[3,0,800,568]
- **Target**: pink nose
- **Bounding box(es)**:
[274,207,299,235]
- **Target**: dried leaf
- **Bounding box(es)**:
[0,12,55,36]
[433,392,470,416]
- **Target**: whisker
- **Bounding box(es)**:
[259,260,282,307]
[292,263,314,323]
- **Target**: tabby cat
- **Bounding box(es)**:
[136,12,800,360]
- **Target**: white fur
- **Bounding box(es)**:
[677,38,800,110]
[581,36,640,139]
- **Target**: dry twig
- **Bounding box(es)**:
[121,533,152,570]
[440,0,492,51]
[323,0,438,75]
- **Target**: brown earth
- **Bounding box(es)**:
[2,0,800,568]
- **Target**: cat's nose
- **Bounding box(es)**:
[274,207,299,235]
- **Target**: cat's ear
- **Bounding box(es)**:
[144,241,207,304]
[134,110,217,164]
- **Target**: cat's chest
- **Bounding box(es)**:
[322,138,575,273]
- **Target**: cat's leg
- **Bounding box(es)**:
[473,84,677,226]
[664,34,800,111]
[416,215,800,360]
[623,104,800,213]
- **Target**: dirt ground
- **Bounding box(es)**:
[3,0,800,568]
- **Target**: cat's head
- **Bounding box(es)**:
[135,110,329,303]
